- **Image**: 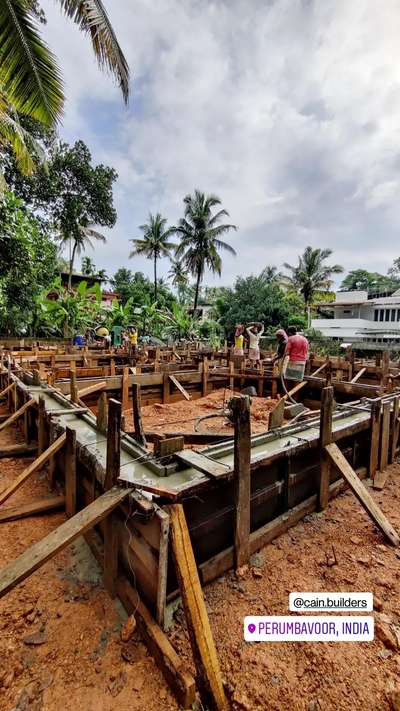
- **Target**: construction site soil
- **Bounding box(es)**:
[1,395,400,710]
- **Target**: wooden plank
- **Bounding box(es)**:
[269,398,285,429]
[0,381,15,399]
[380,401,391,473]
[169,374,191,401]
[325,442,399,546]
[116,576,196,707]
[0,433,67,506]
[0,495,65,523]
[202,357,209,397]
[144,430,232,445]
[0,443,37,459]
[232,395,251,569]
[76,380,107,400]
[318,386,333,511]
[351,367,366,383]
[70,370,78,404]
[38,395,46,456]
[0,398,35,433]
[105,399,121,491]
[169,504,228,711]
[65,427,77,518]
[0,486,131,599]
[175,449,229,479]
[369,399,381,477]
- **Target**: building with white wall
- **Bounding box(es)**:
[311,290,400,343]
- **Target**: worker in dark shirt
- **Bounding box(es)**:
[272,329,288,364]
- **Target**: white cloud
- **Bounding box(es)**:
[40,0,400,285]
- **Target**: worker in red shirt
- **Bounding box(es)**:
[284,326,309,381]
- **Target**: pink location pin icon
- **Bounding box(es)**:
[248,623,256,634]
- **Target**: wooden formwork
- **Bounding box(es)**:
[0,360,400,708]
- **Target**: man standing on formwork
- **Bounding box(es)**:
[284,326,309,381]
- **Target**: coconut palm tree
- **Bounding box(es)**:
[168,259,189,301]
[282,246,343,326]
[174,190,237,311]
[130,213,176,302]
[0,0,129,168]
[58,224,106,289]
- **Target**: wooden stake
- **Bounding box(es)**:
[169,374,191,401]
[70,370,78,404]
[162,372,170,404]
[104,511,118,598]
[38,395,46,455]
[379,401,391,472]
[65,427,77,518]
[325,442,399,546]
[318,386,333,511]
[169,504,228,711]
[231,395,251,569]
[122,367,129,412]
[132,383,146,447]
[369,399,381,477]
[202,357,209,397]
[105,399,121,490]
[96,392,108,433]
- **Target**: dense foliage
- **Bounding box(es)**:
[0,192,57,334]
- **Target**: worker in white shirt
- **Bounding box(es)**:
[246,322,264,364]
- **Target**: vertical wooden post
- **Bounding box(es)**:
[318,386,333,510]
[229,360,234,392]
[105,399,121,490]
[202,357,209,397]
[37,395,46,455]
[369,399,381,478]
[162,373,170,404]
[110,359,116,376]
[257,362,264,397]
[231,395,251,569]
[70,370,78,404]
[380,401,391,472]
[97,392,108,433]
[48,420,56,489]
[169,504,229,711]
[65,427,77,518]
[121,366,129,412]
[22,391,30,444]
[132,383,147,447]
[390,396,400,464]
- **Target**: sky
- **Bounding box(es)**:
[40,0,400,288]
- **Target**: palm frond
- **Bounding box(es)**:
[59,0,130,103]
[0,0,64,124]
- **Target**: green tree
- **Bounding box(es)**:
[217,272,305,335]
[0,0,129,170]
[283,246,343,325]
[340,269,398,293]
[0,191,57,333]
[168,259,189,302]
[37,278,104,337]
[130,213,176,302]
[174,190,237,311]
[81,256,96,275]
[4,139,116,288]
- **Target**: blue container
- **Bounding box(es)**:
[73,335,84,346]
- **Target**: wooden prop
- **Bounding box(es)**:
[0,398,35,433]
[169,504,229,711]
[0,495,65,523]
[105,399,121,490]
[351,367,366,383]
[325,442,399,546]
[0,443,37,459]
[132,383,147,447]
[0,434,66,506]
[65,427,77,518]
[0,486,132,598]
[169,374,191,401]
